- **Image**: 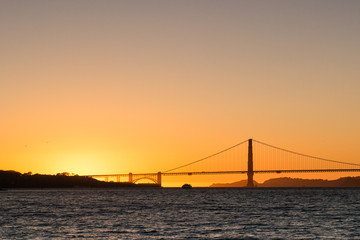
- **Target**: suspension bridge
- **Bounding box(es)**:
[84,139,360,187]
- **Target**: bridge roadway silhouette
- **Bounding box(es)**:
[84,139,360,187]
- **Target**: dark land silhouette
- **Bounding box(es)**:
[210,177,360,187]
[3,170,360,188]
[0,170,160,188]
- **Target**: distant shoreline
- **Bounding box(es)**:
[2,170,360,189]
[210,176,360,188]
[0,170,160,189]
[2,186,360,191]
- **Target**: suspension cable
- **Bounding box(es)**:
[253,139,360,167]
[163,139,249,173]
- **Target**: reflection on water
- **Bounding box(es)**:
[1,188,360,239]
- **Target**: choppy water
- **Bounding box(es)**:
[1,188,360,239]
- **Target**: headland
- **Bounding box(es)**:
[0,170,160,188]
[210,176,360,188]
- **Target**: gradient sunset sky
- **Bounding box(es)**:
[1,1,360,185]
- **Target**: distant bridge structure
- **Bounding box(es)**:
[88,172,162,185]
[84,139,360,187]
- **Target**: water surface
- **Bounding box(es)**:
[1,188,360,239]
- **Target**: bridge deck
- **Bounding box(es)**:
[84,169,360,178]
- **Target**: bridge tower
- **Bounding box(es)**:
[157,172,162,186]
[129,172,133,183]
[247,139,254,187]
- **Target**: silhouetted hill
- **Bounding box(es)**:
[210,180,258,187]
[210,177,360,188]
[261,177,360,187]
[0,170,157,188]
[261,177,330,187]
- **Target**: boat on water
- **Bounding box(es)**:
[182,184,192,189]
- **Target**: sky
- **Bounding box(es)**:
[1,0,360,186]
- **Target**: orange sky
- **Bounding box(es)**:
[1,1,360,187]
